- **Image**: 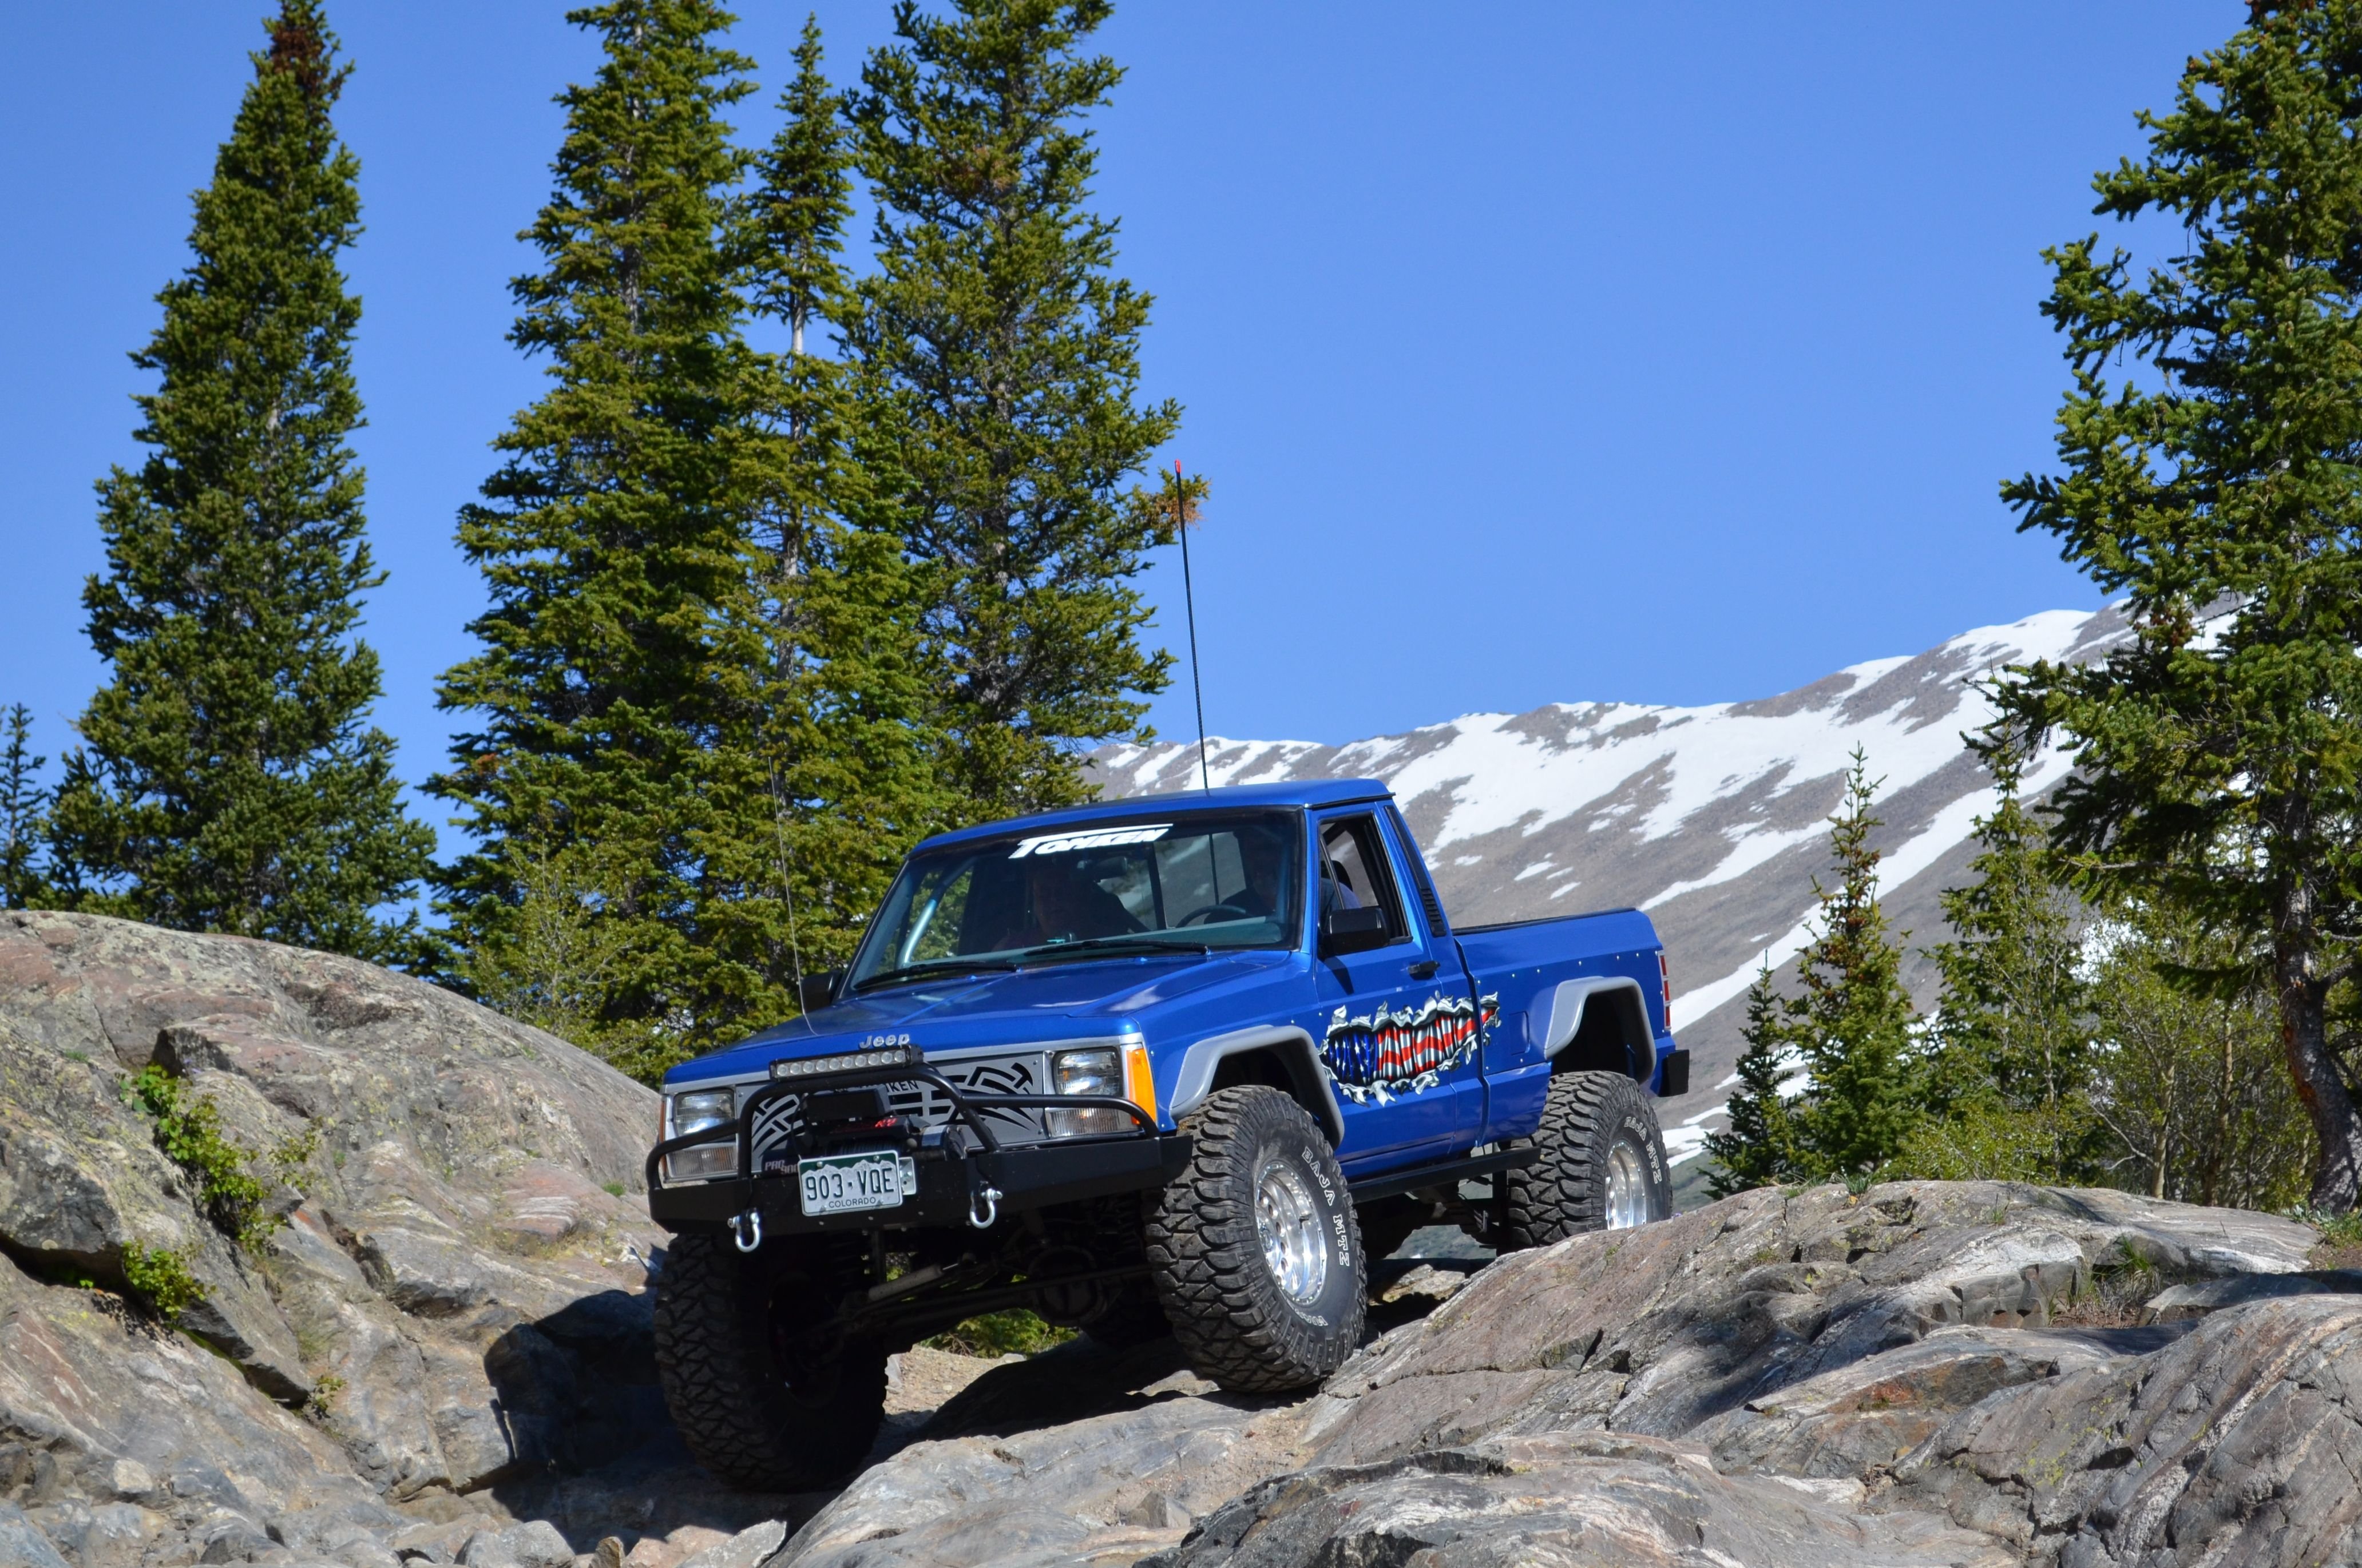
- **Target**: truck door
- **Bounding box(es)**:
[1305,808,1485,1170]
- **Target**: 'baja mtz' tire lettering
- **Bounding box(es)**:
[1147,1086,1366,1393]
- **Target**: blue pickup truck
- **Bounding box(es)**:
[644,780,1687,1490]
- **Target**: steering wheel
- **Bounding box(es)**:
[1176,902,1250,928]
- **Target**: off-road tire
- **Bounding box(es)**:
[1147,1086,1366,1392]
[1501,1070,1671,1249]
[652,1232,888,1491]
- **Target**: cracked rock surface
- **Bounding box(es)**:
[9,911,2362,1567]
[779,1181,2361,1568]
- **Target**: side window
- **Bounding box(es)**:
[1317,814,1409,944]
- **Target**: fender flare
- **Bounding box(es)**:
[1537,976,1654,1081]
[1168,1025,1346,1146]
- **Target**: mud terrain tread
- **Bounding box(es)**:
[1502,1069,1667,1249]
[652,1232,885,1492]
[1146,1086,1364,1393]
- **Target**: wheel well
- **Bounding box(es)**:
[1552,986,1652,1082]
[1211,1049,1295,1094]
[1207,1047,1337,1144]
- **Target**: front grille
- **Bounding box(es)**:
[750,1051,1049,1165]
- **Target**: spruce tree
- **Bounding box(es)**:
[433,0,776,1081]
[45,2,432,962]
[1,706,48,911]
[847,0,1180,820]
[1994,0,2362,1206]
[1787,751,1923,1177]
[727,14,950,990]
[1705,963,1804,1197]
[1902,743,2101,1184]
[1710,750,1920,1189]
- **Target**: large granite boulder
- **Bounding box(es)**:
[775,1181,2356,1568]
[0,912,678,1564]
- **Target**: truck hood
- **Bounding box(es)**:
[665,950,1291,1085]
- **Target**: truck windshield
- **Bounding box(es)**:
[847,811,1303,991]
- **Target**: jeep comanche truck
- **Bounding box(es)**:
[644,780,1688,1491]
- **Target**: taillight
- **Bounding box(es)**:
[1658,952,1671,1034]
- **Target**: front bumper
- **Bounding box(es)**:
[644,1057,1188,1237]
[648,1132,1194,1234]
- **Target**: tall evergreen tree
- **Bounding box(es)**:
[433,0,778,1081]
[1707,749,1920,1189]
[729,14,950,987]
[1,706,48,911]
[45,2,431,962]
[1993,0,2362,1207]
[847,0,1180,820]
[1898,743,2101,1184]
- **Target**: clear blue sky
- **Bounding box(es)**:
[0,2,2230,817]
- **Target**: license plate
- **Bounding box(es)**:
[797,1150,917,1216]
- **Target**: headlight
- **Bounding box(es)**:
[1047,1045,1154,1138]
[664,1087,738,1181]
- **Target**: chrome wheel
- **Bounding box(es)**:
[1254,1158,1330,1307]
[1604,1138,1650,1229]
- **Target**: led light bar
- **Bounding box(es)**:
[770,1044,924,1079]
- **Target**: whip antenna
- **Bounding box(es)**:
[1170,459,1210,793]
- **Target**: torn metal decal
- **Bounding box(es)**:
[1320,992,1500,1104]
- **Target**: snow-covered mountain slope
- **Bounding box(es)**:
[1085,605,2130,1198]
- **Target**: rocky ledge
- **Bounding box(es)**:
[6,911,2362,1567]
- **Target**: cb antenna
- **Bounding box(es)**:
[1169,459,1210,793]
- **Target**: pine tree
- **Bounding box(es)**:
[1,706,49,910]
[1707,751,1921,1190]
[45,2,432,962]
[725,14,950,990]
[847,0,1180,821]
[1993,0,2362,1207]
[1705,962,1804,1197]
[1786,751,1923,1177]
[1895,743,2101,1183]
[433,0,777,1081]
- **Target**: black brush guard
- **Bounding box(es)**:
[644,1060,1193,1238]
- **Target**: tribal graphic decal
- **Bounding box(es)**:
[1320,992,1500,1103]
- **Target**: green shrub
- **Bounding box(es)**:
[921,1308,1075,1358]
[119,1242,205,1321]
[303,1374,347,1420]
[127,1065,280,1251]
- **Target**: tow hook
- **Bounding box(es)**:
[967,1184,1002,1230]
[731,1208,763,1253]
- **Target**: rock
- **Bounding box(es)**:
[2142,1267,2362,1321]
[0,1502,75,1568]
[1144,1432,2015,1568]
[0,914,672,1562]
[673,1519,783,1568]
[1879,1293,2362,1564]
[775,1178,2362,1567]
[457,1520,574,1568]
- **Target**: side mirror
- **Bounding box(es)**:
[798,968,845,1014]
[1320,905,1390,957]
